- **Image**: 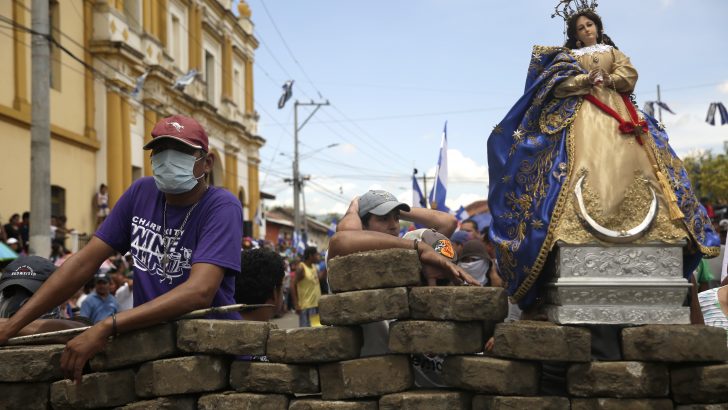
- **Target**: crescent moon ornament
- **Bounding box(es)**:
[573,174,658,243]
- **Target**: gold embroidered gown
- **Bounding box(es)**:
[550,44,688,244]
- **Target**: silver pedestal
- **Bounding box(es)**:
[544,242,690,325]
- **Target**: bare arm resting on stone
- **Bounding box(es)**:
[329,231,479,286]
[399,208,458,238]
[0,236,225,383]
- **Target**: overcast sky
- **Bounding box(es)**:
[246,0,728,215]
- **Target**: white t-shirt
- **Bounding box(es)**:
[115,282,133,311]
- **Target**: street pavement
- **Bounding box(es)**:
[271,311,299,330]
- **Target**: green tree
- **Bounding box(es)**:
[683,148,728,205]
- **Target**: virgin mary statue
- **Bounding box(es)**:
[487,2,720,310]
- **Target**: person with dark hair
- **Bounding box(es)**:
[235,249,285,322]
[487,5,719,312]
[4,214,22,249]
[96,184,110,227]
[459,219,481,241]
[291,246,323,327]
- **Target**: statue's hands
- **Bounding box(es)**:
[588,68,604,86]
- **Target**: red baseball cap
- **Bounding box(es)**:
[144,114,209,152]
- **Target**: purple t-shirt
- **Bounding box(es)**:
[95,177,243,319]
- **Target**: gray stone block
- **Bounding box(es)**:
[672,364,728,404]
[114,396,197,410]
[675,405,728,410]
[50,369,136,409]
[176,319,274,355]
[320,287,410,325]
[229,361,319,394]
[388,320,483,355]
[571,398,674,410]
[443,356,539,395]
[90,323,177,371]
[266,326,362,363]
[197,392,289,409]
[135,356,228,398]
[379,390,471,409]
[0,345,63,382]
[0,382,50,410]
[289,399,378,410]
[327,249,421,292]
[491,321,591,362]
[568,362,669,398]
[472,395,570,410]
[319,355,413,400]
[409,286,508,321]
[622,325,728,362]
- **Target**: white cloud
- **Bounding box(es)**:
[719,81,728,95]
[446,192,484,210]
[426,148,489,183]
[338,143,357,155]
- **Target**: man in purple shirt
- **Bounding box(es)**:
[0,115,243,383]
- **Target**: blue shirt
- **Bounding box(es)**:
[80,292,119,324]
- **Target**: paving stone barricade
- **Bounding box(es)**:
[1,249,727,409]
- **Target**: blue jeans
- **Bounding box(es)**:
[298,307,319,327]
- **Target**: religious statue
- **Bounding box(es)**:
[487,0,720,312]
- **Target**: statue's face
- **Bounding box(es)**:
[575,16,598,47]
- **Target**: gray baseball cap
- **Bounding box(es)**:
[358,190,411,218]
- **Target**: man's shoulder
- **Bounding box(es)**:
[206,186,242,206]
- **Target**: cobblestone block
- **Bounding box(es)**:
[320,287,410,325]
[388,320,483,354]
[472,395,570,410]
[327,249,421,292]
[115,396,197,410]
[197,392,289,409]
[50,369,136,409]
[176,319,274,355]
[289,399,378,410]
[90,323,177,371]
[379,390,471,409]
[672,363,728,404]
[443,356,539,395]
[409,286,508,321]
[568,362,669,398]
[571,398,674,410]
[0,382,50,410]
[0,345,63,382]
[135,356,228,398]
[229,361,318,394]
[266,326,362,363]
[622,325,728,362]
[491,321,591,362]
[319,355,413,400]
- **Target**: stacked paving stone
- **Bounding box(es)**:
[1,249,728,409]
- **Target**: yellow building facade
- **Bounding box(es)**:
[0,0,264,240]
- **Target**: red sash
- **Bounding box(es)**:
[583,92,648,145]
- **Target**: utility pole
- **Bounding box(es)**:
[29,0,51,257]
[656,84,663,123]
[293,100,329,243]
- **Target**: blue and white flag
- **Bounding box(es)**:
[254,206,263,226]
[327,219,338,237]
[454,206,469,222]
[429,122,450,212]
[292,230,306,254]
[706,102,728,126]
[412,174,426,208]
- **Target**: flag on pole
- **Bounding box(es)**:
[412,174,426,208]
[327,218,338,237]
[454,206,469,222]
[254,206,263,226]
[429,122,450,212]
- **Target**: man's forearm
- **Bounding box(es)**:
[400,208,457,237]
[328,230,414,259]
[112,263,224,335]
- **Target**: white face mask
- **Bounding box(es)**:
[151,150,206,194]
[458,259,489,285]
